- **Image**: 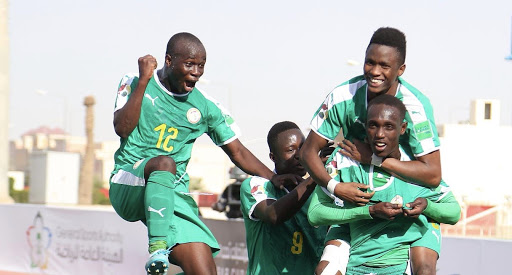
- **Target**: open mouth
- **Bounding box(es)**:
[184,80,196,91]
[373,141,387,152]
[368,78,384,86]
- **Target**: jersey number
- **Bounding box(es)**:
[291,231,303,255]
[154,124,178,152]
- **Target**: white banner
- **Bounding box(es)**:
[0,204,147,275]
[1,204,511,275]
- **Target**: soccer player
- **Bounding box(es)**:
[308,95,460,275]
[110,33,297,275]
[299,27,447,274]
[240,121,329,274]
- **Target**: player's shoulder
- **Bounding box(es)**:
[117,73,139,97]
[398,77,433,108]
[242,176,270,190]
[119,73,139,85]
[329,75,367,103]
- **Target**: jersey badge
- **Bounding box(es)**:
[222,113,235,126]
[318,103,329,120]
[326,160,338,178]
[118,84,131,97]
[187,108,201,124]
[413,121,433,141]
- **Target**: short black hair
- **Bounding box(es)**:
[166,32,203,56]
[267,121,300,153]
[367,94,407,122]
[368,27,406,64]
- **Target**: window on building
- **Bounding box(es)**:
[484,103,492,120]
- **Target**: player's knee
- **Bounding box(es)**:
[316,260,342,275]
[147,156,177,174]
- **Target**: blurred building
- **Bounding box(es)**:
[438,99,512,239]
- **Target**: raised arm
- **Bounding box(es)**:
[300,131,373,206]
[114,55,156,138]
[252,178,317,225]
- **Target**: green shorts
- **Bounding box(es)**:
[346,262,408,275]
[109,158,220,257]
[411,221,441,256]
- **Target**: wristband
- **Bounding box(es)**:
[371,154,383,167]
[327,178,339,194]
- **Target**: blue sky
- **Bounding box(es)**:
[8,0,512,151]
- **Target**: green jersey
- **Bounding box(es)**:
[111,71,239,188]
[310,76,440,158]
[314,147,455,267]
[240,176,327,274]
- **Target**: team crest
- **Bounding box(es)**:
[133,158,145,169]
[187,108,201,124]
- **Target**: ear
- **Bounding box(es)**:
[400,121,407,135]
[269,152,275,163]
[165,54,172,67]
[397,63,406,77]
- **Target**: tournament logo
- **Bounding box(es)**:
[325,160,338,178]
[117,84,131,97]
[318,104,329,120]
[26,212,52,269]
[187,108,201,124]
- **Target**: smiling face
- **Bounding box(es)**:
[270,128,306,177]
[366,103,407,159]
[364,44,406,101]
[165,42,206,94]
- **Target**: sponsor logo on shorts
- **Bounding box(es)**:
[187,108,201,124]
[250,184,265,195]
[133,159,145,169]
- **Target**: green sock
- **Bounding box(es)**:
[144,171,175,253]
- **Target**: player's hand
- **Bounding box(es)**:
[369,202,403,220]
[270,174,303,190]
[334,182,375,206]
[339,139,372,164]
[403,197,428,219]
[319,142,335,163]
[138,55,158,81]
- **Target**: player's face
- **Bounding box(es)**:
[366,104,406,159]
[166,43,206,94]
[364,44,405,100]
[271,129,306,177]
